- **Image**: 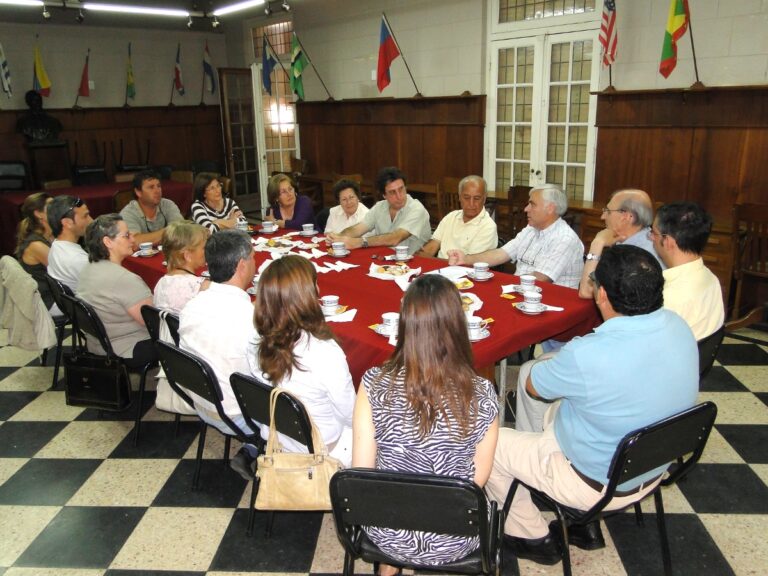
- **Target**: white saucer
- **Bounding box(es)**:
[300,230,317,237]
[375,325,397,337]
[468,328,490,342]
[387,254,413,262]
[513,284,542,294]
[515,302,545,315]
[260,228,277,234]
[137,249,159,258]
[468,270,494,282]
[201,270,210,278]
[246,286,257,295]
[330,249,350,258]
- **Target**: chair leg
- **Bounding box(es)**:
[223,436,232,466]
[247,477,259,536]
[40,348,49,366]
[174,414,181,437]
[132,364,151,446]
[265,511,275,538]
[343,551,354,576]
[51,323,65,389]
[193,422,208,490]
[634,502,644,526]
[552,509,571,576]
[654,490,673,576]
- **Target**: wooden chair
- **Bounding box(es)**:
[43,179,73,190]
[114,172,136,184]
[437,176,462,220]
[508,185,531,239]
[0,161,28,192]
[730,203,768,326]
[113,188,134,212]
[170,170,194,184]
[332,172,367,208]
[219,175,232,196]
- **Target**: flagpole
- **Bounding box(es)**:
[168,76,176,106]
[199,49,206,106]
[685,2,704,89]
[382,12,421,97]
[293,33,333,101]
[73,48,89,109]
[265,35,289,78]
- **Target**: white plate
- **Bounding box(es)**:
[330,249,350,258]
[515,302,545,315]
[386,254,413,262]
[512,284,542,294]
[467,270,494,282]
[300,230,317,236]
[246,286,257,295]
[260,228,277,234]
[375,325,397,337]
[468,328,490,342]
[136,249,160,258]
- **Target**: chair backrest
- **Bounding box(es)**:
[113,188,134,212]
[43,179,73,190]
[45,274,75,320]
[437,176,462,219]
[140,305,162,342]
[0,161,28,191]
[165,313,180,346]
[698,325,725,380]
[170,170,194,184]
[229,372,314,452]
[733,203,768,278]
[192,160,222,176]
[330,469,496,571]
[508,185,531,238]
[61,292,118,357]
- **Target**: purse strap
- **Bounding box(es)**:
[264,387,330,457]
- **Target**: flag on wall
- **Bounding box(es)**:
[126,42,136,99]
[599,0,618,66]
[78,49,90,97]
[659,0,690,78]
[32,45,51,96]
[290,33,308,100]
[262,37,278,95]
[203,41,216,94]
[377,16,400,92]
[0,42,12,98]
[174,43,185,95]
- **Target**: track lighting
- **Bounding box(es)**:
[42,5,50,18]
[187,15,193,28]
[281,1,289,10]
[76,8,84,22]
[263,4,270,15]
[211,15,220,28]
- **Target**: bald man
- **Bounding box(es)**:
[578,189,663,299]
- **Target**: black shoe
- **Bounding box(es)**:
[550,520,606,551]
[230,447,256,481]
[503,532,561,565]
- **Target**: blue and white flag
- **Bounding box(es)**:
[203,41,216,94]
[0,42,13,98]
[262,37,277,95]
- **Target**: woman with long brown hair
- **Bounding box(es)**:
[352,274,499,573]
[15,192,58,314]
[249,254,354,465]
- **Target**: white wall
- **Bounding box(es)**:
[0,23,227,110]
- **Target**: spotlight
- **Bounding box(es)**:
[42,5,50,18]
[211,15,220,28]
[263,4,271,15]
[76,9,84,22]
[281,1,289,10]
[186,15,193,27]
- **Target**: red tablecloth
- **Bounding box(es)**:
[124,239,599,386]
[0,180,193,256]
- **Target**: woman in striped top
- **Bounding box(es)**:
[352,274,499,574]
[189,173,246,233]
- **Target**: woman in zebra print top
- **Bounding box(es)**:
[352,274,499,574]
[189,173,246,233]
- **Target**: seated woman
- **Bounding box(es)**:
[265,173,316,230]
[190,173,246,233]
[15,192,60,316]
[154,220,210,313]
[77,214,155,368]
[324,178,369,234]
[249,254,354,466]
[353,274,499,574]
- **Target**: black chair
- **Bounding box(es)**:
[62,292,155,444]
[229,372,313,537]
[330,468,504,576]
[44,274,78,389]
[698,325,725,380]
[156,342,258,489]
[165,312,180,345]
[502,401,718,576]
[0,161,28,192]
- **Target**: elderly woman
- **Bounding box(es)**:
[153,220,210,313]
[189,173,246,233]
[353,274,499,574]
[324,178,369,234]
[15,192,59,315]
[265,173,316,230]
[77,214,155,367]
[249,255,354,466]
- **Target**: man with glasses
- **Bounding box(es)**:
[651,202,724,339]
[448,183,583,288]
[486,245,698,566]
[120,170,183,248]
[47,195,93,291]
[578,188,662,299]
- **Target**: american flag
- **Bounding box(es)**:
[599,0,618,66]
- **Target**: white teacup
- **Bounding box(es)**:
[381,312,399,335]
[262,221,277,232]
[520,274,536,289]
[394,245,409,260]
[139,241,153,254]
[473,262,490,278]
[236,220,249,231]
[467,315,488,339]
[321,295,340,315]
[302,223,315,234]
[523,291,543,308]
[332,241,346,256]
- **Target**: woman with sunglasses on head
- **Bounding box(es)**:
[77,214,156,367]
[190,173,246,233]
[264,173,316,230]
[352,274,499,574]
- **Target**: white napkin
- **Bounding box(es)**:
[296,250,314,259]
[325,308,357,322]
[394,274,413,292]
[462,292,484,314]
[312,235,326,243]
[311,247,327,259]
[252,237,268,246]
[367,262,421,281]
[427,265,472,281]
[312,262,332,274]
[257,259,273,274]
[334,261,359,271]
[284,231,301,237]
[501,283,518,294]
[387,332,398,347]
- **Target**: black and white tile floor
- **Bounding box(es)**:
[1,327,766,576]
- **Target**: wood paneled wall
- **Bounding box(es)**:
[594,86,768,224]
[295,96,485,185]
[0,105,223,183]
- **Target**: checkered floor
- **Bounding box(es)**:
[0,326,766,576]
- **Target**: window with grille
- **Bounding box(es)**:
[498,0,595,24]
[252,20,294,60]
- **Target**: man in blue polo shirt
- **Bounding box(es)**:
[485,244,698,565]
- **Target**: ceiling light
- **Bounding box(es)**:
[187,15,193,27]
[42,5,50,17]
[263,4,270,15]
[83,2,189,17]
[76,8,84,22]
[281,1,289,10]
[212,0,264,17]
[0,0,43,6]
[211,15,220,28]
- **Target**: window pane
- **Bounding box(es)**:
[514,126,532,160]
[516,87,533,122]
[571,40,592,81]
[498,48,515,84]
[567,166,585,200]
[546,164,563,188]
[548,85,568,122]
[569,84,590,122]
[499,0,595,23]
[547,126,566,162]
[497,126,513,159]
[496,161,511,193]
[568,126,587,163]
[497,88,515,122]
[512,162,530,187]
[517,46,535,83]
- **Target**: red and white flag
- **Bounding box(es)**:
[174,43,185,95]
[599,0,618,66]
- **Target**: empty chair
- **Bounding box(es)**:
[437,176,462,220]
[730,203,768,326]
[0,161,29,192]
[72,140,108,186]
[113,188,134,212]
[42,179,73,190]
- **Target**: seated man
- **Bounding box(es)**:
[579,188,663,299]
[486,245,698,565]
[178,229,259,480]
[652,202,724,339]
[417,175,498,259]
[120,170,183,248]
[326,166,431,255]
[448,183,583,288]
[47,195,93,291]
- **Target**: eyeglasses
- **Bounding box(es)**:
[64,197,84,218]
[601,207,626,215]
[113,231,133,240]
[205,182,222,192]
[647,228,667,241]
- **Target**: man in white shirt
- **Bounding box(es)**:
[47,195,93,291]
[178,229,259,480]
[651,202,724,340]
[417,175,498,259]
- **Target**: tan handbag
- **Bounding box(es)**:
[254,387,342,511]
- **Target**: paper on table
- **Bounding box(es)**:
[296,250,314,259]
[325,308,357,322]
[312,261,332,274]
[284,231,300,237]
[252,237,268,246]
[462,292,484,314]
[311,247,327,259]
[334,261,359,271]
[427,266,472,281]
[501,284,517,294]
[367,262,421,281]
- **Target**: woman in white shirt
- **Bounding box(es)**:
[324,179,369,234]
[249,254,355,466]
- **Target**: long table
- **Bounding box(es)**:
[124,240,599,393]
[0,180,193,256]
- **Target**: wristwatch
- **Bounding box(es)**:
[586,253,600,261]
[361,237,369,249]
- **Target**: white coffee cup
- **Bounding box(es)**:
[467,315,488,339]
[139,241,153,254]
[332,241,346,255]
[321,295,340,315]
[473,262,490,278]
[520,274,536,289]
[302,223,315,233]
[523,291,542,307]
[381,312,399,334]
[394,245,409,260]
[262,221,276,232]
[236,220,249,231]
